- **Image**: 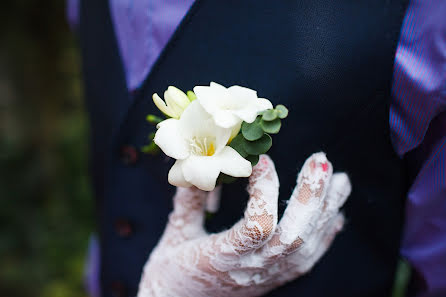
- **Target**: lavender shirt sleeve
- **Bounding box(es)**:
[66,0,79,30]
[391,1,446,296]
[68,1,446,297]
[84,235,101,297]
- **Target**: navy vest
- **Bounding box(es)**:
[79,1,410,296]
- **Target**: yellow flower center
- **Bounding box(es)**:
[189,137,216,156]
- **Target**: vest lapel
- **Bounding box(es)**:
[79,0,131,149]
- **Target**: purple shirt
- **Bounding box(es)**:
[68,1,446,296]
[392,2,446,295]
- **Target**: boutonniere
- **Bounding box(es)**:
[144,82,288,191]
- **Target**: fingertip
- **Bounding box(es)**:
[297,152,333,184]
[327,173,352,207]
[312,152,332,174]
[256,154,274,168]
[250,154,278,181]
[331,173,352,196]
[311,151,327,161]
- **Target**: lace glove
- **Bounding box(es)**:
[137,153,351,297]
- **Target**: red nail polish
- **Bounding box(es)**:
[321,162,328,172]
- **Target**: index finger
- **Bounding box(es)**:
[160,187,209,247]
[216,155,279,255]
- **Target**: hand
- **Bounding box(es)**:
[137,153,351,297]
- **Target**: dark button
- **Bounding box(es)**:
[120,145,139,165]
[110,281,126,297]
[115,219,133,238]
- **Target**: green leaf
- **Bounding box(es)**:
[243,134,272,155]
[146,114,163,124]
[187,90,197,101]
[217,173,237,184]
[148,132,156,140]
[241,118,263,141]
[205,211,215,220]
[141,142,159,155]
[275,104,289,119]
[229,134,248,157]
[246,155,260,166]
[262,109,278,121]
[391,259,411,297]
[261,118,281,134]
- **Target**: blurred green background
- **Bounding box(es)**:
[0,1,93,297]
[0,1,410,297]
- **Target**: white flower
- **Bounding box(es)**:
[153,86,192,119]
[154,100,252,191]
[193,82,273,129]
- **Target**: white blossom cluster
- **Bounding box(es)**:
[153,82,273,191]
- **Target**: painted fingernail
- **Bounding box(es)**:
[321,162,329,172]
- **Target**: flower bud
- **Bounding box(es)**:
[153,86,191,119]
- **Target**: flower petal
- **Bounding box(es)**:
[167,86,190,108]
[180,101,232,151]
[214,119,234,153]
[180,100,213,134]
[228,85,258,100]
[218,146,252,177]
[233,98,273,123]
[193,86,221,114]
[153,93,175,118]
[164,86,190,118]
[194,83,231,113]
[180,100,212,123]
[154,119,189,160]
[168,160,192,188]
[182,156,222,191]
[229,121,242,143]
[232,108,259,123]
[213,110,242,128]
[210,81,227,91]
[164,90,183,118]
[257,98,273,110]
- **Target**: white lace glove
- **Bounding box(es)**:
[137,153,351,297]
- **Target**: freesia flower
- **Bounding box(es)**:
[154,100,252,191]
[153,86,192,119]
[194,82,273,128]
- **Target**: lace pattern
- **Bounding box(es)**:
[137,153,351,297]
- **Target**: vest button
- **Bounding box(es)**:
[110,281,126,297]
[120,145,139,165]
[115,219,133,238]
